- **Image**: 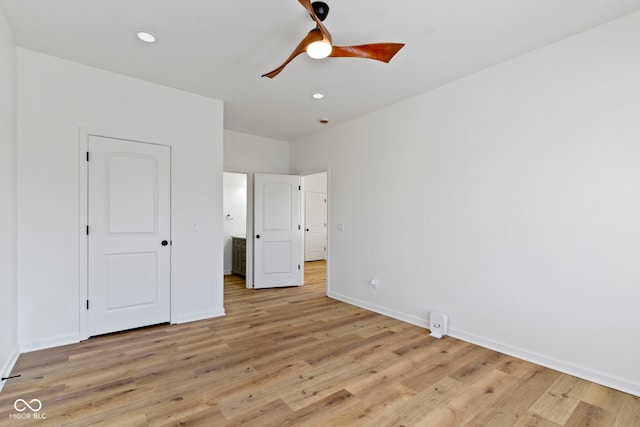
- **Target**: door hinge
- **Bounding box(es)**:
[298,225,301,230]
[298,264,301,270]
[86,225,89,235]
[298,185,301,191]
[86,152,89,162]
[86,300,89,310]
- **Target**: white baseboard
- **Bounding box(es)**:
[327,291,640,398]
[328,291,429,329]
[173,308,226,324]
[19,334,80,354]
[0,348,20,393]
[16,308,227,353]
[448,327,640,398]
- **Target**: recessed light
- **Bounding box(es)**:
[312,93,324,100]
[136,31,156,43]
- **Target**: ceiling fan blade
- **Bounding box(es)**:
[297,0,332,43]
[329,43,405,63]
[262,28,324,78]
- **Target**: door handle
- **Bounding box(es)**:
[256,235,261,239]
[161,240,169,246]
[306,229,309,231]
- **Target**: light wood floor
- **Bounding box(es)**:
[1,260,638,426]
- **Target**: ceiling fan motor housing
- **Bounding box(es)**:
[312,1,329,21]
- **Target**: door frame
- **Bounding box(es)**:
[300,167,330,294]
[78,128,174,340]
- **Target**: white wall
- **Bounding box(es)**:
[17,49,224,351]
[224,130,290,174]
[223,129,290,287]
[223,172,247,274]
[291,12,640,396]
[0,5,18,389]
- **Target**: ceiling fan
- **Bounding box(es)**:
[262,0,405,78]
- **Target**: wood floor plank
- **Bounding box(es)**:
[363,376,469,426]
[345,342,443,398]
[530,374,594,425]
[613,394,640,427]
[280,345,403,413]
[581,382,628,415]
[512,412,564,427]
[1,260,638,426]
[222,399,294,427]
[466,365,561,426]
[281,389,360,427]
[563,400,615,426]
[213,360,311,418]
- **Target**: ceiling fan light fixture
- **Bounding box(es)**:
[306,40,332,59]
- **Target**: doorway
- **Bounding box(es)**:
[302,171,328,292]
[222,171,328,292]
[223,172,248,282]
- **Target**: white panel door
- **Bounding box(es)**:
[254,174,302,288]
[304,191,327,261]
[88,135,171,336]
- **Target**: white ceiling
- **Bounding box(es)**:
[2,0,640,142]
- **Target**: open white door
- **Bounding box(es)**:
[304,191,327,261]
[87,136,171,336]
[254,173,302,288]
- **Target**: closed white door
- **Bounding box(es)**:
[304,191,327,261]
[254,173,302,288]
[87,136,171,336]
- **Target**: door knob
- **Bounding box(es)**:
[306,229,309,231]
[161,240,169,246]
[256,235,261,239]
